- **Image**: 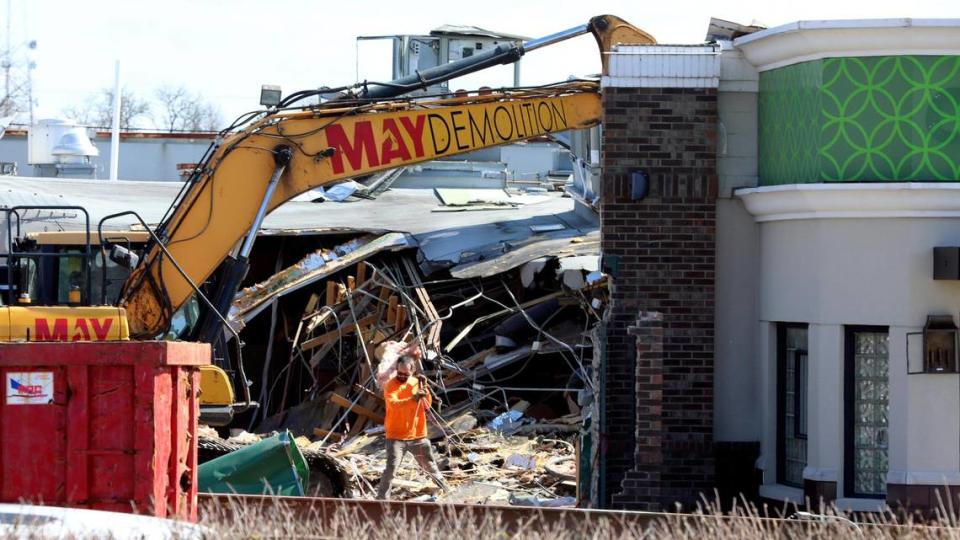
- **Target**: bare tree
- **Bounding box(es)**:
[155,85,223,132]
[1,43,34,118]
[63,87,151,129]
[0,74,29,117]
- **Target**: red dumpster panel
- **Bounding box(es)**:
[1,366,66,503]
[0,341,209,521]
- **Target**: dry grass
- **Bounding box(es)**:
[5,495,960,538]
[197,495,960,539]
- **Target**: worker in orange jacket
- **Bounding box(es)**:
[376,353,450,499]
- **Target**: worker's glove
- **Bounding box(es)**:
[415,375,431,399]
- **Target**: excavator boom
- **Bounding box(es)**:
[120,84,602,336]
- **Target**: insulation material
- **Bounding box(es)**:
[432,188,551,212]
[374,341,420,389]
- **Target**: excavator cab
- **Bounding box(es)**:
[0,206,241,425]
[2,206,96,307]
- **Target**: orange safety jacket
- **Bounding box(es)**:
[383,377,431,440]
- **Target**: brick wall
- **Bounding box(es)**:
[599,86,718,509]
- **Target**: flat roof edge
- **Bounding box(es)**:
[735,18,960,48]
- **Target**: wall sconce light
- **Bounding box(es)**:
[922,315,958,373]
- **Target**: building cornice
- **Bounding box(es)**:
[733,19,960,71]
[736,183,960,222]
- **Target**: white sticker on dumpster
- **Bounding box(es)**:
[5,372,54,405]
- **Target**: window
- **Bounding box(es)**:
[845,327,890,498]
[777,323,808,487]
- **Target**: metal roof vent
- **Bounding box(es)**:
[51,131,99,159]
[28,118,100,178]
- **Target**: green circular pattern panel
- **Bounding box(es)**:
[759,56,960,185]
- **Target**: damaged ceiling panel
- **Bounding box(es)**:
[449,232,599,279]
[230,232,416,325]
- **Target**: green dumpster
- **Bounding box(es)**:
[198,431,310,496]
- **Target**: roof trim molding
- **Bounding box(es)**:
[602,44,721,88]
[736,182,960,222]
[733,19,960,71]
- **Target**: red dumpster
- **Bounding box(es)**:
[0,341,209,521]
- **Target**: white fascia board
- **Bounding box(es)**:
[733,19,960,71]
[736,183,960,222]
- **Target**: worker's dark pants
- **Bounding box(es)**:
[376,438,449,499]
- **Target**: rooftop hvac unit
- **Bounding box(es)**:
[28,119,99,178]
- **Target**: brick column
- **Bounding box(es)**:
[611,312,665,510]
[599,85,718,509]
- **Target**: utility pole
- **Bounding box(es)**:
[26,58,33,124]
[109,60,121,181]
[4,0,11,106]
[26,40,35,125]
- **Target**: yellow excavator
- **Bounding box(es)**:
[0,15,654,424]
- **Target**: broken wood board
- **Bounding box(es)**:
[301,314,380,351]
[329,393,385,424]
[333,434,380,458]
[353,384,384,403]
[312,428,344,442]
[402,257,442,350]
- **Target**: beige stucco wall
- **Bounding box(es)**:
[760,218,960,326]
[756,216,960,494]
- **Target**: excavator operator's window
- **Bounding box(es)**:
[163,295,200,340]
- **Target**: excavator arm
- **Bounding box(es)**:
[119,15,654,338]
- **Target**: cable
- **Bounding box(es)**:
[274,76,590,108]
[473,385,584,393]
[260,303,343,422]
[99,210,252,412]
[498,277,596,393]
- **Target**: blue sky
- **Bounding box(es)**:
[5,0,960,128]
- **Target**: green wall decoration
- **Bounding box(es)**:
[759,56,960,184]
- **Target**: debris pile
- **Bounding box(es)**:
[335,415,579,504]
[217,225,606,502]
